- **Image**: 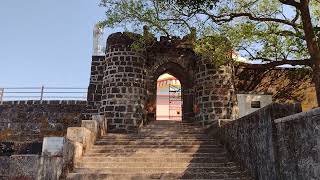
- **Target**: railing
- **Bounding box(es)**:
[0,86,87,103]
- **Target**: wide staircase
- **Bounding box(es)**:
[67,120,250,179]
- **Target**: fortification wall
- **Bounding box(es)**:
[0,100,87,142]
[217,103,320,179]
[235,67,316,111]
[194,59,235,122]
[87,32,236,132]
[275,108,320,179]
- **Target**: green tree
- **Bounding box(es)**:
[100,0,320,106]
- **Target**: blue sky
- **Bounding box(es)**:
[0,0,120,88]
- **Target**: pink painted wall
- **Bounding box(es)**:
[156,74,182,121]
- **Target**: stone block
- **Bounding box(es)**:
[42,137,65,156]
[66,127,95,151]
[81,120,98,134]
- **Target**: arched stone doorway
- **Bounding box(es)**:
[87,32,236,133]
[152,62,194,122]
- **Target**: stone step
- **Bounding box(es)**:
[98,135,213,140]
[110,133,208,136]
[80,156,229,163]
[95,139,214,144]
[93,140,219,145]
[143,126,202,129]
[67,172,249,180]
[91,144,222,149]
[96,138,216,141]
[83,152,227,157]
[75,162,237,168]
[86,147,225,154]
[73,166,242,174]
[138,129,205,133]
[66,120,251,179]
[149,121,194,124]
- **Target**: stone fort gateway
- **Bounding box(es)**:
[87,31,236,133]
[0,27,320,179]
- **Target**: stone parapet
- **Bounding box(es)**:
[274,108,320,179]
[1,100,86,105]
[215,103,303,179]
[0,102,87,141]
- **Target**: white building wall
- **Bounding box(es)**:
[237,94,273,118]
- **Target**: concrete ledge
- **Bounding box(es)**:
[82,120,98,135]
[39,138,75,180]
[66,127,95,152]
[92,115,107,136]
[274,107,320,123]
[42,137,65,156]
[37,118,104,179]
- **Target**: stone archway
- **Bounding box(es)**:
[152,62,194,122]
[87,32,236,133]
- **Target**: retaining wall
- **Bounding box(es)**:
[275,108,320,179]
[0,100,87,141]
[218,103,303,179]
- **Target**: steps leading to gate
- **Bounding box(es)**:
[67,120,250,180]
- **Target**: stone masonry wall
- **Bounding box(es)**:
[102,48,147,133]
[194,58,235,124]
[217,103,302,179]
[87,32,237,132]
[274,108,320,179]
[145,46,196,122]
[87,56,105,116]
[101,32,148,133]
[0,155,41,179]
[0,100,87,141]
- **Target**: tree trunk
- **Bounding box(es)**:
[299,0,320,106]
[313,59,320,107]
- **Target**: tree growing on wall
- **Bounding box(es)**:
[100,0,320,106]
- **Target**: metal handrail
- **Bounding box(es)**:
[0,86,88,103]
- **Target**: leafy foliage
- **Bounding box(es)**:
[194,34,233,66]
[99,0,320,66]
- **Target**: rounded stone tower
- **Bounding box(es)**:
[194,58,235,124]
[101,32,147,133]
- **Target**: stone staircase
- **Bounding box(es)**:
[67,120,250,180]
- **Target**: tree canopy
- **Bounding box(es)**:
[100,0,319,66]
[100,0,320,105]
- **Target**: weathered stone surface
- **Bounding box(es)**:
[39,138,76,180]
[66,127,95,152]
[274,108,320,179]
[87,32,236,132]
[217,103,301,179]
[66,120,251,179]
[81,120,98,135]
[42,137,65,156]
[0,155,41,179]
[0,101,87,141]
[0,141,42,156]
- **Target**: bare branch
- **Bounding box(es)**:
[200,11,301,29]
